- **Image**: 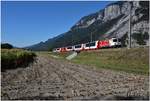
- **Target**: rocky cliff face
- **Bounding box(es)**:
[104,4,121,21]
[71,1,149,46]
[27,1,149,51]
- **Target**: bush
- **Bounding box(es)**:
[132,33,147,45]
[121,33,128,47]
[1,43,13,49]
[1,49,36,72]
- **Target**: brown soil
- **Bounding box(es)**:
[1,53,149,100]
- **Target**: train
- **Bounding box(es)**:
[52,38,121,52]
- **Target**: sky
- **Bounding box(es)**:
[1,1,113,47]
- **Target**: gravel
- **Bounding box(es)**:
[1,53,149,100]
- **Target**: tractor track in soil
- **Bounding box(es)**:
[1,53,149,100]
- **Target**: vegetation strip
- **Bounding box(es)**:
[1,49,36,71]
[49,47,149,75]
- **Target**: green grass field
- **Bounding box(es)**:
[1,49,36,71]
[50,47,149,75]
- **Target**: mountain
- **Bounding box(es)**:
[26,1,149,51]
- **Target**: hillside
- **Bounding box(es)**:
[26,1,149,51]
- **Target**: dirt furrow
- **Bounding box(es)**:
[1,53,149,100]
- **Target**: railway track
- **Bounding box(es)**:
[1,53,149,100]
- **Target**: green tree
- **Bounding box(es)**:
[121,33,128,47]
[143,32,149,40]
[132,33,146,45]
[1,43,13,49]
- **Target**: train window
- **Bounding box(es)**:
[67,47,72,49]
[86,42,95,47]
[113,39,117,42]
[75,45,81,48]
[86,43,90,47]
[118,39,121,42]
[90,42,95,46]
[56,48,60,50]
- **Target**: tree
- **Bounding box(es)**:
[121,33,128,47]
[143,32,149,40]
[132,33,146,45]
[48,46,53,51]
[1,43,13,49]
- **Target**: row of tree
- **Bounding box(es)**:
[1,43,13,49]
[121,32,149,47]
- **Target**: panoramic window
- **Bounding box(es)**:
[86,42,95,47]
[85,43,90,47]
[118,39,121,42]
[67,46,72,49]
[75,45,81,48]
[90,42,96,46]
[113,39,117,42]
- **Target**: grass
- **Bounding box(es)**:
[1,49,36,71]
[44,51,72,59]
[49,47,149,75]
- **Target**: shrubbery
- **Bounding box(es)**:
[1,49,36,71]
[132,32,149,45]
[1,43,13,49]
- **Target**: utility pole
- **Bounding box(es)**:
[128,2,132,49]
[90,32,92,42]
[72,34,73,45]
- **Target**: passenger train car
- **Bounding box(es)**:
[52,38,121,52]
[74,44,84,51]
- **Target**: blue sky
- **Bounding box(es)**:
[1,1,113,47]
